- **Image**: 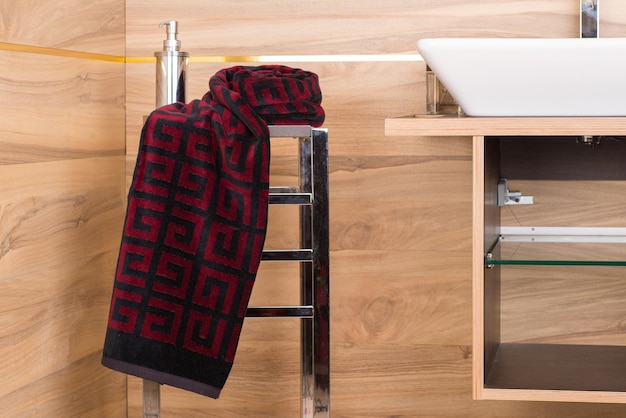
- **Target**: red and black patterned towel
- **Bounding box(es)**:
[102,65,324,398]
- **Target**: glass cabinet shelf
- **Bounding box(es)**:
[486,227,626,267]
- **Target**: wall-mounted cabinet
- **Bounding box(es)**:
[386,116,626,403]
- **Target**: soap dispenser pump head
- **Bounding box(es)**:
[160,20,181,51]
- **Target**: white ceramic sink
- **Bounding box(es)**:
[417,38,626,117]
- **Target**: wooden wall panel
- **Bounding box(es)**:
[0,0,125,55]
[0,157,126,416]
[0,157,125,278]
[1,1,127,416]
[502,180,626,227]
[123,0,626,417]
[125,0,578,56]
[1,352,126,417]
[600,0,626,37]
[0,249,118,396]
[333,250,472,346]
[0,52,124,165]
[501,268,626,346]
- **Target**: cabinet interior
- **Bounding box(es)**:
[481,135,626,394]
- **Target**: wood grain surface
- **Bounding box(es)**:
[124,0,578,56]
[124,0,626,415]
[0,51,125,164]
[0,0,125,54]
[0,0,126,415]
[0,157,126,416]
[5,0,626,416]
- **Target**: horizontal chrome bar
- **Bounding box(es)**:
[268,125,313,138]
[262,249,314,261]
[269,193,312,205]
[270,186,300,193]
[245,305,314,318]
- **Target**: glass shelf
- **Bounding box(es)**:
[486,227,626,267]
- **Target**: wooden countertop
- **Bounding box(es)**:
[385,115,626,137]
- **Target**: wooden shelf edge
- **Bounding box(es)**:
[479,388,626,404]
[385,115,626,137]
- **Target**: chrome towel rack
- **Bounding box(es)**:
[143,125,330,417]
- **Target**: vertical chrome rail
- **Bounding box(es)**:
[299,133,315,417]
[309,128,330,417]
[141,124,330,416]
[254,126,330,417]
[142,379,160,418]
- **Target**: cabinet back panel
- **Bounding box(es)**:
[500,136,626,180]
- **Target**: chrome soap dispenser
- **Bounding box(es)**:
[155,20,189,107]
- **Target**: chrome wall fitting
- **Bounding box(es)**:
[581,0,599,38]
